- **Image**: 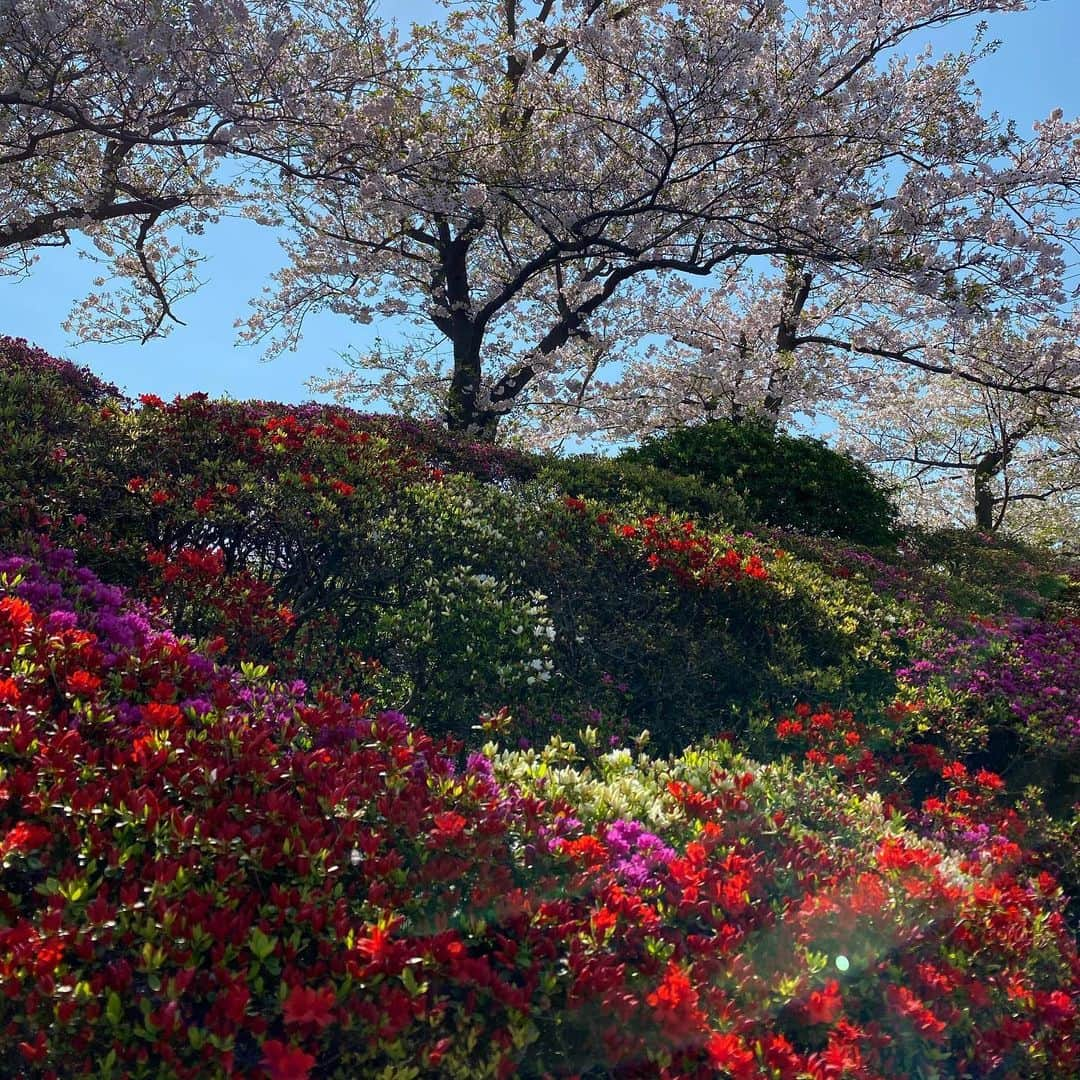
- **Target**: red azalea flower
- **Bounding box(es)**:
[145,546,168,567]
[353,922,396,967]
[149,681,176,703]
[17,1031,47,1063]
[425,1036,453,1068]
[706,1031,756,1078]
[65,669,102,695]
[886,985,946,1041]
[142,702,184,730]
[1038,989,1077,1025]
[431,811,467,842]
[0,595,33,629]
[590,906,618,937]
[744,553,768,579]
[559,834,608,866]
[378,986,415,1038]
[647,962,704,1038]
[941,761,968,782]
[804,979,843,1025]
[282,984,336,1029]
[876,836,939,872]
[1,821,51,856]
[763,1032,800,1073]
[34,938,65,974]
[220,981,251,1025]
[261,1039,316,1080]
[974,768,1005,790]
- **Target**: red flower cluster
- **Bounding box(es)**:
[775,702,886,784]
[145,544,295,660]
[562,498,770,589]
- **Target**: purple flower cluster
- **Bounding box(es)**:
[0,540,306,732]
[602,818,676,887]
[899,613,1080,753]
[0,335,122,402]
[0,542,158,665]
[985,617,1080,750]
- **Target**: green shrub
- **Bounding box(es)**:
[622,419,898,545]
[913,526,1079,618]
[0,336,126,548]
[535,454,750,527]
[0,353,908,751]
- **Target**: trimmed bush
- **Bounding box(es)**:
[623,419,899,545]
[535,454,751,527]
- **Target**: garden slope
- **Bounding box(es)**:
[0,336,1077,1076]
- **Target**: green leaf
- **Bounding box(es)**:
[249,926,277,961]
[106,990,123,1025]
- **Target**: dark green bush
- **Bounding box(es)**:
[535,453,750,527]
[15,340,1072,761]
[0,337,126,545]
[622,419,899,545]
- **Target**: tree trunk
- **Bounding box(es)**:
[971,418,1035,531]
[973,451,1004,531]
[762,261,812,429]
[444,336,500,439]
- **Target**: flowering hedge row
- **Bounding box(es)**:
[1,541,1077,1077]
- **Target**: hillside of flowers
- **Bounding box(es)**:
[0,336,1078,1078]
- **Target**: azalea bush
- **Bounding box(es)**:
[913,528,1078,619]
[3,338,1077,763]
[534,454,751,527]
[894,614,1080,807]
[0,340,1079,1077]
[0,337,125,545]
[1,541,1077,1079]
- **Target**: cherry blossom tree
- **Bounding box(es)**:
[544,257,1080,437]
[251,0,1080,437]
[0,0,383,341]
[833,323,1080,536]
[520,260,841,444]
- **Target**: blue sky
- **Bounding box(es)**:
[3,0,1077,405]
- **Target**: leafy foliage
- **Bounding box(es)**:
[624,419,899,545]
[1,545,1077,1078]
[535,454,751,527]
